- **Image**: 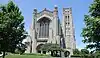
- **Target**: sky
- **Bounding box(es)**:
[0,0,93,49]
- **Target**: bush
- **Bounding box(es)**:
[64,51,70,57]
[15,49,20,54]
[73,49,80,55]
[71,53,83,57]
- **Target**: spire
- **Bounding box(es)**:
[43,8,47,11]
[54,5,58,12]
[33,8,37,14]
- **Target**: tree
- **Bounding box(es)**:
[81,49,89,54]
[73,49,80,55]
[81,0,100,52]
[15,42,27,55]
[0,1,27,58]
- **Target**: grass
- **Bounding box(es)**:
[5,54,51,58]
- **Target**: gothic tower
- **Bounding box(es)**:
[62,8,76,55]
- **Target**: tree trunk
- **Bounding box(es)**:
[2,51,5,58]
[51,51,53,56]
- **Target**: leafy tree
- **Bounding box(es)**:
[0,1,27,58]
[82,0,100,51]
[15,42,27,55]
[73,49,80,55]
[81,49,89,54]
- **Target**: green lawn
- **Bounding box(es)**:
[5,54,51,58]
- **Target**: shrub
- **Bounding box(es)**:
[64,51,70,57]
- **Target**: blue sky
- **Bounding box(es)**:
[0,0,93,49]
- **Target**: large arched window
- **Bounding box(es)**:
[38,17,50,38]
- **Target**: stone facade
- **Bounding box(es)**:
[25,6,76,55]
